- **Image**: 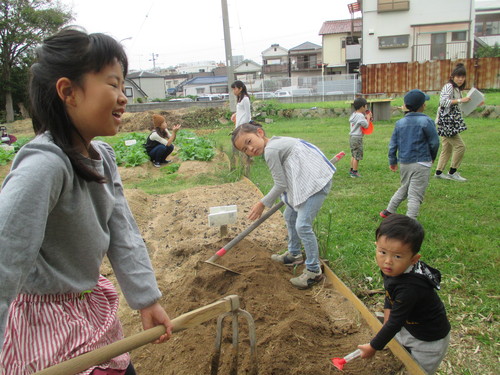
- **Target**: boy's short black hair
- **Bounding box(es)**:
[375,214,424,254]
[353,97,368,110]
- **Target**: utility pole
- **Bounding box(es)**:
[149,53,159,71]
[221,0,236,112]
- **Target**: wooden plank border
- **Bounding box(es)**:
[321,262,427,375]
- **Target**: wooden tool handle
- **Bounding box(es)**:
[35,295,240,375]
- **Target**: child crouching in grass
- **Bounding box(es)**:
[358,214,450,374]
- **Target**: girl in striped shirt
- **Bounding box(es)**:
[0,28,172,374]
[232,123,336,289]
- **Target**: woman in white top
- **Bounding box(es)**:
[144,114,181,167]
[231,80,251,127]
[434,63,471,181]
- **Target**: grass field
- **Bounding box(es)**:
[205,111,499,375]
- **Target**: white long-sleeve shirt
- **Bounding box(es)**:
[261,136,336,209]
[236,96,251,127]
[0,133,161,350]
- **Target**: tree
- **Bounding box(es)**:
[475,42,500,58]
[0,0,72,123]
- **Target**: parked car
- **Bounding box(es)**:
[251,92,275,99]
[169,97,194,102]
[290,88,313,96]
[220,93,230,100]
[166,88,177,96]
[196,94,223,102]
[274,90,292,97]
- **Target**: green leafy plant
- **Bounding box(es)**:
[0,147,15,165]
[175,130,216,161]
[107,132,150,167]
[12,137,33,153]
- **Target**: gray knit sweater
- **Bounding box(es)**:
[0,133,161,349]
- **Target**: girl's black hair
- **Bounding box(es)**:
[230,80,249,103]
[449,63,467,90]
[29,27,129,183]
[231,122,263,146]
[375,214,424,255]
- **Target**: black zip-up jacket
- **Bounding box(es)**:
[370,261,450,350]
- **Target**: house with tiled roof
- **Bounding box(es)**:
[261,44,289,79]
[234,59,262,85]
[319,18,362,74]
[182,76,228,96]
[127,71,166,100]
[288,42,323,78]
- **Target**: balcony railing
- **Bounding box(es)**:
[413,41,470,62]
[291,61,322,71]
[262,64,289,74]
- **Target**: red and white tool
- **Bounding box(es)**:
[331,348,361,371]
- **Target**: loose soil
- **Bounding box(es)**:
[105,166,404,375]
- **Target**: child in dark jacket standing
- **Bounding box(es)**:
[358,214,450,375]
[380,89,439,220]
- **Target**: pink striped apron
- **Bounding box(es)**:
[0,276,129,375]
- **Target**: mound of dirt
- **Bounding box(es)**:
[120,110,188,133]
[106,172,404,375]
[119,107,230,133]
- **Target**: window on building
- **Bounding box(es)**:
[341,39,346,49]
[485,20,500,35]
[452,31,467,41]
[378,35,409,49]
[378,0,409,12]
[124,87,133,97]
[475,14,500,36]
[196,88,205,94]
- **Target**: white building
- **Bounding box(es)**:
[361,0,475,63]
[475,0,500,46]
[177,61,219,74]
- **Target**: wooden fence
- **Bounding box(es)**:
[360,57,500,94]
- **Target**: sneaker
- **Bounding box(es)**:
[153,161,161,168]
[270,251,304,266]
[447,172,467,182]
[159,160,172,165]
[350,171,361,178]
[380,209,392,218]
[290,268,324,289]
[434,173,450,180]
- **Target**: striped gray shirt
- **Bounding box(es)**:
[262,136,335,209]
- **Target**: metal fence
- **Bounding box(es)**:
[245,73,362,101]
[361,57,500,95]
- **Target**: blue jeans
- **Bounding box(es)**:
[149,144,174,163]
[283,180,332,273]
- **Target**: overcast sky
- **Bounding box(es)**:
[59,0,355,71]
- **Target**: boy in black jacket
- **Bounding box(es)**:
[358,214,450,374]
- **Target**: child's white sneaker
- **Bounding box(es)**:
[447,172,467,181]
[270,251,304,266]
[434,173,450,180]
[290,268,324,289]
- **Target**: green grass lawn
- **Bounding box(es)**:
[206,113,499,375]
